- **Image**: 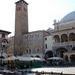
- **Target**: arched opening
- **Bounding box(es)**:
[69,33,75,41]
[45,51,53,58]
[61,34,68,42]
[70,55,75,63]
[56,48,67,58]
[64,55,68,62]
[2,39,8,43]
[72,47,75,51]
[53,35,60,43]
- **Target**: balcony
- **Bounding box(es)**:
[53,41,75,48]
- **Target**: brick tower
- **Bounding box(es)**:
[14,0,28,55]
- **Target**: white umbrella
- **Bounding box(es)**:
[17,56,32,61]
[17,56,44,61]
[47,57,63,60]
[31,57,44,61]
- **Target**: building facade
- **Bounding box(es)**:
[0,30,11,57]
[52,11,75,63]
[44,35,54,58]
[22,30,49,58]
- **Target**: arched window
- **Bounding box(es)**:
[2,33,5,38]
[69,33,75,41]
[61,34,68,42]
[53,35,60,43]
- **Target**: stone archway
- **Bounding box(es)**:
[45,51,53,58]
[56,48,67,58]
[70,55,75,63]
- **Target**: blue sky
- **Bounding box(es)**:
[0,0,75,36]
